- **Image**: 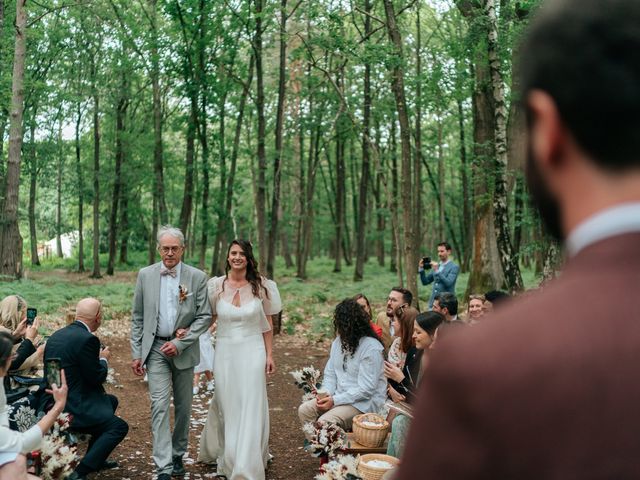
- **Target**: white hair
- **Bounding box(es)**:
[157,225,185,246]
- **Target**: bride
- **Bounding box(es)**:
[198,239,281,480]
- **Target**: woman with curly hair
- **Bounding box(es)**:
[298,298,386,436]
[198,239,281,479]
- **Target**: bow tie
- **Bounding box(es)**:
[161,267,177,278]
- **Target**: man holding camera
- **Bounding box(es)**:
[418,242,460,309]
[44,298,128,480]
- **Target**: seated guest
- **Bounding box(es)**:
[0,331,68,480]
[44,298,128,480]
[466,294,486,324]
[298,298,386,435]
[354,293,383,340]
[432,292,464,339]
[0,296,43,376]
[386,311,445,458]
[483,290,511,313]
[374,288,413,353]
[387,305,418,369]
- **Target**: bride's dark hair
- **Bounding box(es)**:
[224,239,268,299]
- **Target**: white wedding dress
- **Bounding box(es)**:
[198,276,281,480]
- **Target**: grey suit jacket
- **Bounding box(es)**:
[130,261,212,370]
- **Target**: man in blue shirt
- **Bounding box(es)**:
[418,242,460,308]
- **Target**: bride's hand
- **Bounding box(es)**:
[265,355,276,376]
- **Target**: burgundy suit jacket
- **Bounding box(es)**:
[397,233,640,479]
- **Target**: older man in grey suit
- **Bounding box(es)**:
[131,226,211,480]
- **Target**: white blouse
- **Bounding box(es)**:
[207,276,282,338]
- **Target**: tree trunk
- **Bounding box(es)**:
[383,0,417,302]
[333,67,347,273]
[354,0,372,282]
[254,0,267,266]
[0,0,26,279]
[56,120,63,258]
[459,3,504,295]
[28,118,39,266]
[91,59,102,279]
[485,0,523,292]
[179,93,197,235]
[437,118,445,240]
[212,56,254,276]
[266,0,288,279]
[149,0,167,266]
[458,98,471,271]
[107,70,128,275]
[413,3,423,268]
[75,103,85,272]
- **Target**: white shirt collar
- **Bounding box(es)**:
[76,320,91,332]
[566,202,640,257]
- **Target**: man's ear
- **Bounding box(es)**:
[527,90,567,172]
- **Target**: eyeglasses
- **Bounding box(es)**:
[159,246,183,254]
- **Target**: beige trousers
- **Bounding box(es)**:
[298,399,361,439]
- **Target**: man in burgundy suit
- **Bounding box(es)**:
[397,0,640,478]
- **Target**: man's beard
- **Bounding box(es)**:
[525,143,564,242]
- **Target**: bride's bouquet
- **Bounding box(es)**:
[302,421,347,459]
[290,365,322,401]
[315,454,362,480]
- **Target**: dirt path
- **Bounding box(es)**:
[94,333,329,480]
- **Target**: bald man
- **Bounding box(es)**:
[44,298,128,480]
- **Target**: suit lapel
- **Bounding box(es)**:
[151,263,162,317]
[175,263,192,326]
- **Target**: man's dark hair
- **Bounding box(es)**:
[435,292,458,316]
[519,0,640,171]
[437,242,452,251]
[485,290,510,306]
[391,287,413,306]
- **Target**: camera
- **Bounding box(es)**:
[422,256,431,268]
[26,307,37,326]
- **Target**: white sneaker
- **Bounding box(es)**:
[206,380,215,392]
[193,386,200,395]
[143,373,148,382]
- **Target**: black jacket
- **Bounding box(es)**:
[44,321,114,428]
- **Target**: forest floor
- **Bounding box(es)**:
[90,319,329,480]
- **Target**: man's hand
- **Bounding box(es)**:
[160,341,178,357]
[100,346,111,361]
[430,261,439,271]
[316,394,334,412]
[131,358,145,376]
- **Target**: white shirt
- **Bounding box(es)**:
[566,202,640,257]
[157,262,182,337]
[321,336,386,414]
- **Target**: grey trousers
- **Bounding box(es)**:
[147,340,194,475]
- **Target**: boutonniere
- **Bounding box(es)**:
[178,284,193,304]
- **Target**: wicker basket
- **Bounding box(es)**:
[352,413,389,448]
[357,453,399,480]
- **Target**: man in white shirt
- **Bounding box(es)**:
[398,0,640,477]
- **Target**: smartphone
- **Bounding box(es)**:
[422,257,431,268]
[45,358,62,388]
[26,307,37,326]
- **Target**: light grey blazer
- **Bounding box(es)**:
[130,262,212,370]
